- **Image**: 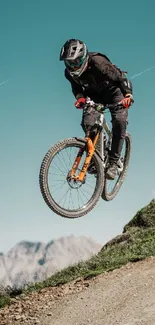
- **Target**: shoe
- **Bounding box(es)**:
[106,161,118,180]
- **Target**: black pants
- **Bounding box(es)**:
[81,100,128,163]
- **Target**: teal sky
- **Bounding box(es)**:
[0,0,155,253]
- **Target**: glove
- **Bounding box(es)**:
[121,94,134,109]
[74,97,86,109]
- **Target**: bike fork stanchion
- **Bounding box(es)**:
[69,133,100,183]
[69,147,84,178]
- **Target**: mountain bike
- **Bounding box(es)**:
[39,98,131,218]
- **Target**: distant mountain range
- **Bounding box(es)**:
[0,235,102,288]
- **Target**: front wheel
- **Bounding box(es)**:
[39,138,104,218]
[102,132,131,201]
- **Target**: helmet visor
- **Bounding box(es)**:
[65,56,86,70]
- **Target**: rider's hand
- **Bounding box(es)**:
[74,97,86,109]
[121,94,134,109]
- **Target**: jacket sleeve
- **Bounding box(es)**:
[92,56,132,96]
[64,69,84,99]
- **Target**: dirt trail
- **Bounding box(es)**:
[1,257,155,325]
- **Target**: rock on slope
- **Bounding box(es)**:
[0,235,102,288]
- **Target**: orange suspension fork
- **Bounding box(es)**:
[69,147,84,177]
[70,132,100,182]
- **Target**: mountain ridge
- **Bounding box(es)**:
[0,235,102,288]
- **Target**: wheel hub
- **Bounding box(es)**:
[67,171,86,189]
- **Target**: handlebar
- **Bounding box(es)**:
[83,97,124,112]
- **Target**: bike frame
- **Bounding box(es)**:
[69,106,113,182]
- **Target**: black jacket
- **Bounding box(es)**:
[64,52,132,104]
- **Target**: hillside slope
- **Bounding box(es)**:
[0,257,155,324]
[0,198,155,324]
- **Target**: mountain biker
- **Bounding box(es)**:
[59,39,134,180]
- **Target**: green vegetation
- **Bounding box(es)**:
[0,294,10,309]
[1,199,155,309]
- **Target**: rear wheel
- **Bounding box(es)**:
[39,138,104,218]
[102,132,131,201]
